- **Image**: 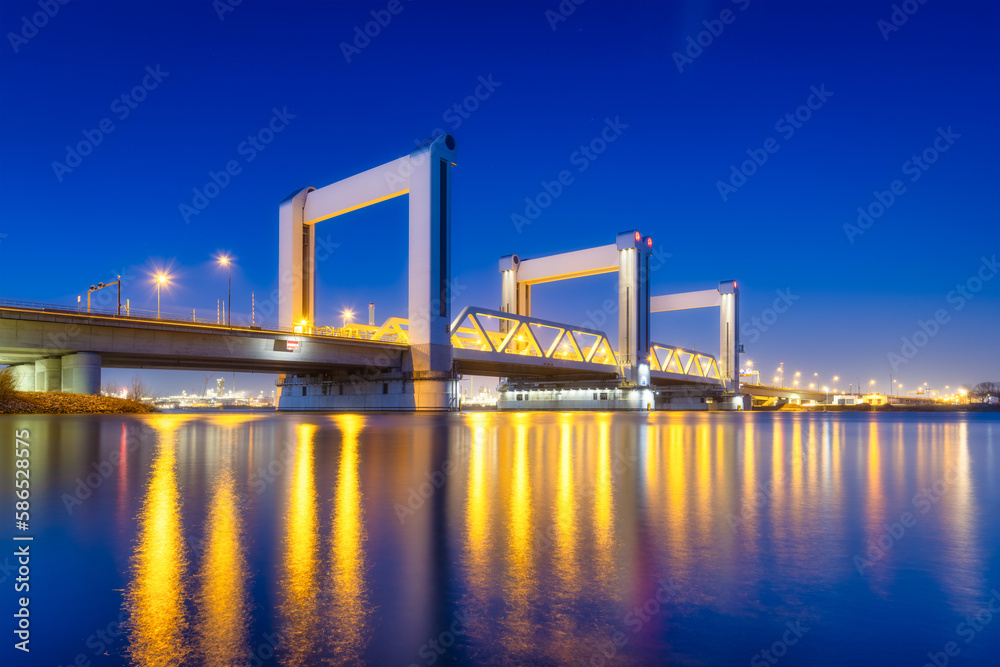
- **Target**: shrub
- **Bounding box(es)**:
[0,366,16,402]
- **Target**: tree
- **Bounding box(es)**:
[126,375,153,402]
[970,381,1000,403]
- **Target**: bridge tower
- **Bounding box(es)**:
[499,230,652,381]
[277,134,457,410]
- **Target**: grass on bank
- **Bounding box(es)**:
[0,367,156,414]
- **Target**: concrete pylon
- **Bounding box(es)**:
[34,357,61,392]
[719,280,740,392]
[61,352,101,394]
[9,364,35,391]
[498,254,528,333]
[617,230,651,382]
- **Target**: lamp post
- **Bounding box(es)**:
[218,255,232,327]
[155,273,168,318]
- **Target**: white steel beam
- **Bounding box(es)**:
[649,289,721,312]
[302,156,411,225]
[516,244,618,285]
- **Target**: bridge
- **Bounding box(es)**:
[0,134,744,411]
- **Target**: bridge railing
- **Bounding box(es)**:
[449,306,619,366]
[649,343,721,381]
[0,299,408,345]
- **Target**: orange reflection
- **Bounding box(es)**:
[126,416,190,666]
[502,419,534,656]
[327,415,373,662]
[592,415,614,594]
[278,423,320,666]
[195,466,249,666]
[464,413,493,597]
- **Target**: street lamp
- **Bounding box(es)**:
[155,273,169,318]
[218,254,232,327]
[342,308,354,329]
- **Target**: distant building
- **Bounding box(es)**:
[862,393,887,406]
[832,395,864,406]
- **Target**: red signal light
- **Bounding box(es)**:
[646,237,653,247]
[634,231,640,242]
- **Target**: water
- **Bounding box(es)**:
[1,412,998,666]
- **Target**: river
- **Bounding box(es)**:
[1,411,997,666]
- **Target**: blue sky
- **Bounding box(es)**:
[1,0,997,396]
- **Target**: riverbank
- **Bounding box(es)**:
[0,391,157,414]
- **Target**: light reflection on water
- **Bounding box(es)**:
[4,411,997,666]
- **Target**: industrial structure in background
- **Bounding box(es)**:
[1,134,747,411]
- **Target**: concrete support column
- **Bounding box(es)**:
[617,230,651,381]
[719,280,740,392]
[278,186,315,329]
[10,364,35,391]
[499,254,526,333]
[61,352,101,394]
[407,134,456,385]
[34,357,62,392]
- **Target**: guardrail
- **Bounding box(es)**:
[0,299,407,345]
[649,343,721,381]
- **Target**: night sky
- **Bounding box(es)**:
[1,0,997,397]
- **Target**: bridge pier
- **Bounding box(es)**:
[9,364,35,391]
[34,357,61,392]
[276,369,457,411]
[61,352,101,394]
